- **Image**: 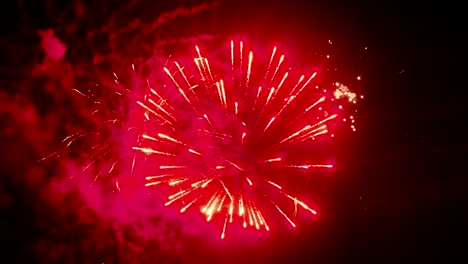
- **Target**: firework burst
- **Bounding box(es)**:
[135,39,359,239]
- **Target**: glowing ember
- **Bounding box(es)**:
[333,83,357,103]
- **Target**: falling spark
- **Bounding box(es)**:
[246,51,253,87]
[221,214,228,239]
[245,177,253,186]
[271,201,296,228]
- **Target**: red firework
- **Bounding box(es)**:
[134,39,359,239]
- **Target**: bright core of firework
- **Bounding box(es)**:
[133,40,359,239]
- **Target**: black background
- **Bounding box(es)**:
[1,0,466,263]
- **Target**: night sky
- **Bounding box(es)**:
[1,0,467,263]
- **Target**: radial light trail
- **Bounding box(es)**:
[134,39,360,239]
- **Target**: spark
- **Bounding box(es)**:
[224,159,245,172]
[229,200,234,223]
[221,214,228,239]
[71,88,89,98]
[174,61,192,88]
[157,133,185,145]
[246,51,253,87]
[132,147,178,157]
[239,41,243,73]
[190,179,209,187]
[146,181,163,187]
[265,87,276,107]
[217,194,227,212]
[204,58,215,83]
[219,180,233,200]
[271,201,296,228]
[245,177,253,186]
[264,46,277,82]
[145,174,177,180]
[272,72,289,100]
[238,195,245,216]
[269,55,285,86]
[201,179,213,188]
[253,86,262,109]
[277,125,312,145]
[166,187,197,206]
[267,180,282,190]
[203,114,216,131]
[180,196,200,213]
[188,148,202,156]
[295,96,326,120]
[169,179,186,186]
[148,99,178,123]
[262,117,276,134]
[283,164,333,169]
[283,193,317,215]
[230,40,234,81]
[142,134,160,142]
[202,192,219,213]
[136,101,175,127]
[294,72,317,97]
[262,157,282,163]
[160,165,187,169]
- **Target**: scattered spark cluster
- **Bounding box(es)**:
[133,40,361,239]
[40,74,142,192]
